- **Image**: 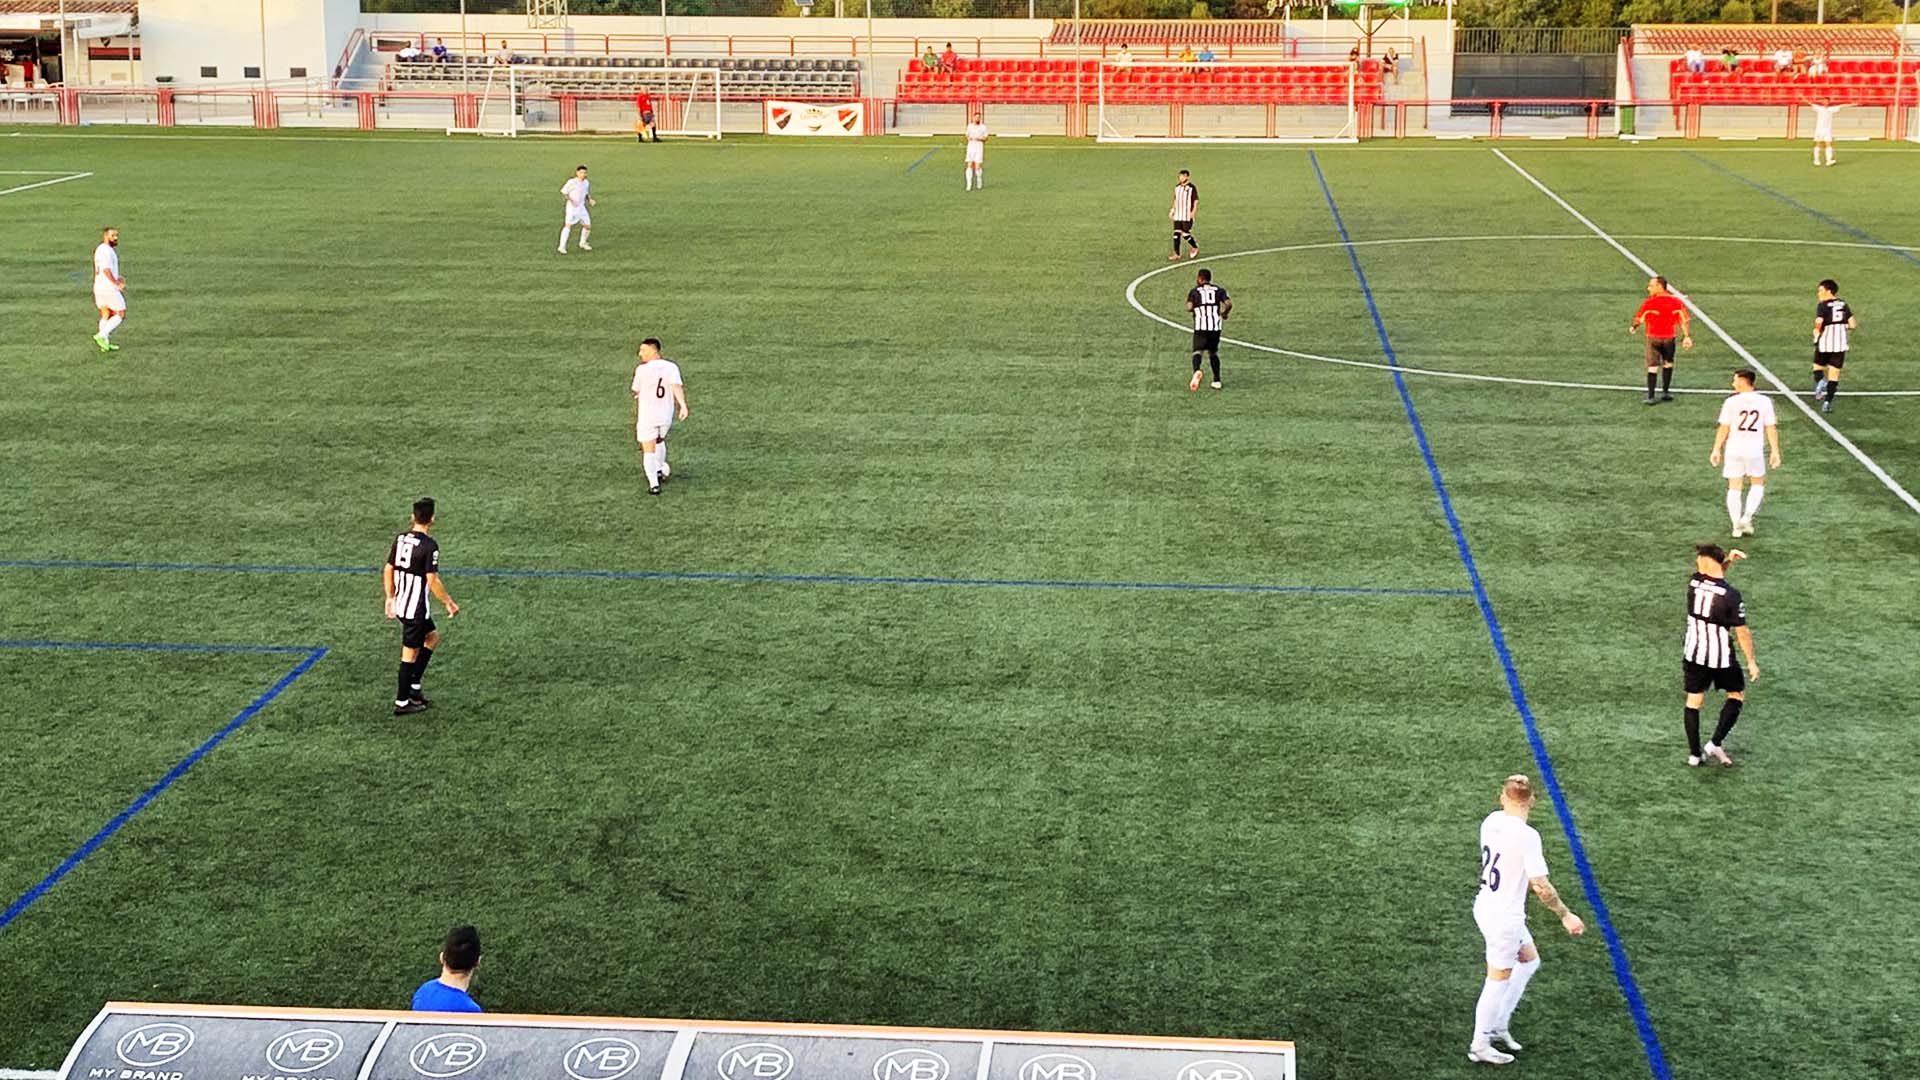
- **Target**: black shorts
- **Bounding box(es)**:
[641,110,656,124]
[1173,219,1194,234]
[1684,660,1744,695]
[1192,329,1222,353]
[1645,337,1677,365]
[1815,350,1846,369]
[400,617,437,649]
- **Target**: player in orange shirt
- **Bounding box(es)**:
[1630,276,1693,404]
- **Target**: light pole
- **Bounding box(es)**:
[460,0,469,90]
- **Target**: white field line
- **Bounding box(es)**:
[0,1069,60,1079]
[0,169,89,174]
[1124,234,1920,397]
[0,171,91,196]
[1494,147,1920,516]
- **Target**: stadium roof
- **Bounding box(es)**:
[0,0,136,13]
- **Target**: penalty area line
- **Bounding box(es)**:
[1493,148,1920,517]
[0,171,91,197]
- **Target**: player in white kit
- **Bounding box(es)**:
[92,227,126,353]
[1806,101,1846,166]
[631,337,689,495]
[1709,368,1780,538]
[1469,774,1585,1066]
[558,165,595,253]
[963,113,987,191]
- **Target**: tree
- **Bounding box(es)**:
[1719,0,1756,19]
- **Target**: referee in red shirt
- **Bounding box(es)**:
[634,90,658,143]
[1630,276,1692,404]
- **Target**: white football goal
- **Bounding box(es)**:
[1095,59,1359,144]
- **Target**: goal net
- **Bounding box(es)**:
[648,69,724,139]
[448,63,518,137]
[1095,59,1358,144]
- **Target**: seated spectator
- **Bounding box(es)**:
[1115,44,1133,68]
[411,926,484,1013]
[1788,50,1810,77]
[1771,48,1792,73]
[940,43,958,72]
[1348,44,1362,67]
[491,42,511,66]
[1721,47,1739,72]
[397,44,423,63]
[1808,49,1829,77]
[1382,45,1400,82]
[1197,45,1216,63]
[1684,47,1705,74]
[923,46,940,72]
[430,38,449,65]
[1177,44,1197,69]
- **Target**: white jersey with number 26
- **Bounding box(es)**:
[1475,811,1548,920]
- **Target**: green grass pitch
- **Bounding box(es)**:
[2,128,1918,1080]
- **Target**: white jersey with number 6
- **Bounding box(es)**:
[1717,390,1776,458]
[632,357,684,435]
[1475,810,1548,921]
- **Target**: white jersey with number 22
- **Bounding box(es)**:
[1717,390,1776,457]
[1475,811,1548,921]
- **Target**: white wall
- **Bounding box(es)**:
[138,0,355,85]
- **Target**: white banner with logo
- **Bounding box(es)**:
[764,99,864,137]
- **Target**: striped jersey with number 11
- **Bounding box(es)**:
[1684,572,1745,669]
[388,530,441,621]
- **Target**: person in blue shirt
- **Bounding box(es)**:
[411,925,484,1012]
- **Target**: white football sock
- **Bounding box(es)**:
[558,225,571,250]
[1726,489,1743,527]
[97,316,110,336]
[975,168,983,188]
[1471,977,1507,1049]
[963,170,972,190]
[656,440,669,471]
[643,450,660,488]
[1743,483,1765,521]
[580,228,590,244]
[1495,956,1539,1032]
[102,314,123,338]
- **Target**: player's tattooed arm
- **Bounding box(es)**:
[1529,876,1571,917]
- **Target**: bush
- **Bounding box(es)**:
[1718,0,1755,19]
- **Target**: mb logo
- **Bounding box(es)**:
[873,1048,951,1080]
[115,1022,195,1068]
[1017,1053,1096,1080]
[408,1032,489,1078]
[717,1042,794,1080]
[266,1028,346,1073]
[1177,1060,1254,1080]
[564,1036,644,1080]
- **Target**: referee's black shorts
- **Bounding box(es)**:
[1645,337,1677,366]
[1192,329,1222,354]
[400,617,437,650]
[1684,660,1744,695]
[1815,349,1846,369]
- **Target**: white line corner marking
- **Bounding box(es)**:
[0,171,94,197]
[1491,147,1918,517]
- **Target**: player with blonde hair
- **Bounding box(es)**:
[1469,774,1585,1065]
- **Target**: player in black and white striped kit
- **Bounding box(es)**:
[1682,543,1758,768]
[1168,170,1199,261]
[383,497,460,716]
[1811,279,1857,414]
[1186,268,1232,392]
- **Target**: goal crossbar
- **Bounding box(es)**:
[1095,58,1359,144]
[445,64,724,138]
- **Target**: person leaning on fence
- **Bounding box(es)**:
[1347,44,1362,67]
[411,926,484,1013]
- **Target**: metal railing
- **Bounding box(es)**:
[1454,27,1631,55]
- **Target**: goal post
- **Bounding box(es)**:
[447,63,518,137]
[1095,59,1359,144]
[649,67,723,140]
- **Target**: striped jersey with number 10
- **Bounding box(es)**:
[1189,283,1229,331]
[388,530,441,621]
[1816,297,1852,353]
[1684,571,1745,669]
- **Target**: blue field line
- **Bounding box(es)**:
[0,643,328,934]
[1682,151,1920,269]
[1310,152,1673,1080]
[905,148,937,173]
[0,638,316,655]
[0,558,1471,599]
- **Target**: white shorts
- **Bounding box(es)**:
[636,418,673,444]
[965,142,984,164]
[1721,450,1766,480]
[565,206,591,226]
[1813,124,1834,141]
[94,283,125,311]
[1475,909,1534,969]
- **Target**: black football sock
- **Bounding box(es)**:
[1192,353,1204,373]
[1661,365,1674,393]
[397,663,415,704]
[1813,368,1825,392]
[1710,698,1743,745]
[1646,372,1658,396]
[1173,232,1182,256]
[1824,378,1838,403]
[1188,234,1199,252]
[1209,354,1221,382]
[413,646,433,693]
[1684,707,1703,757]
